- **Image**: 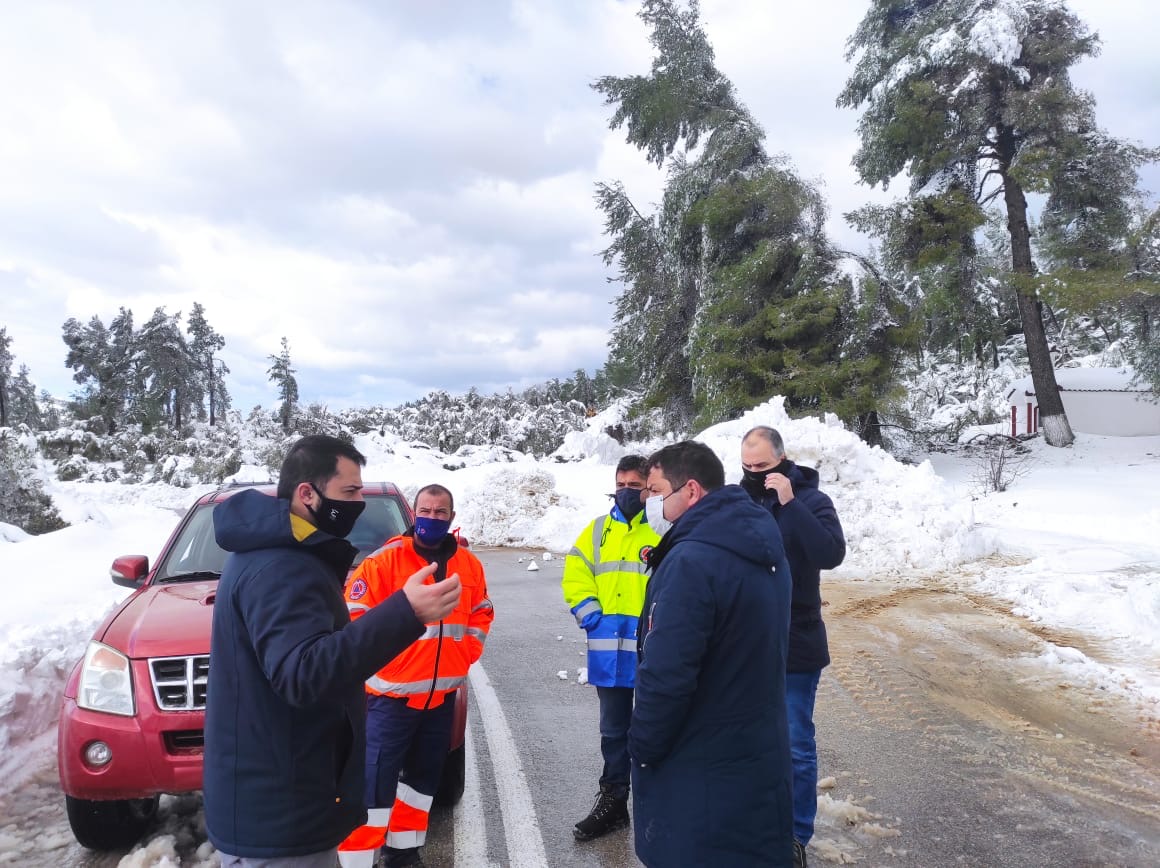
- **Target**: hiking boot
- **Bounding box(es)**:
[793,838,808,868]
[572,787,630,841]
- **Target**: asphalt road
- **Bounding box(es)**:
[4,547,1158,866]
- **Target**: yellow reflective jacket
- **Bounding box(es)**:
[562,508,659,687]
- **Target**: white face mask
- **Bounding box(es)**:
[645,494,673,535]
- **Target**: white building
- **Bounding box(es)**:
[1006,367,1160,437]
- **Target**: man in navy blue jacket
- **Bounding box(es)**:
[204,435,461,867]
[741,426,846,868]
[631,440,795,867]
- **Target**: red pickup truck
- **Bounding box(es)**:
[57,482,468,850]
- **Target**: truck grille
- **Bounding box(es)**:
[149,655,210,711]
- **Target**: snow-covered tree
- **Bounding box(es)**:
[62,312,133,434]
[0,430,67,535]
[267,337,299,433]
[187,302,230,426]
[838,0,1152,446]
[0,328,12,428]
[8,365,43,429]
[138,307,199,432]
[595,0,852,429]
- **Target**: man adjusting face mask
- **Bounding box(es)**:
[307,483,366,538]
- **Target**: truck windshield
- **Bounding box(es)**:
[155,494,411,582]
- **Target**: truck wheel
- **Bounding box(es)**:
[65,794,159,850]
[434,743,466,807]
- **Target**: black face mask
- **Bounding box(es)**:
[307,484,366,539]
[741,468,771,497]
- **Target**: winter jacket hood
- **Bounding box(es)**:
[215,488,358,575]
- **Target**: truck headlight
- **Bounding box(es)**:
[77,642,136,716]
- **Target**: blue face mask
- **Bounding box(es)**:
[614,487,645,520]
[414,516,451,547]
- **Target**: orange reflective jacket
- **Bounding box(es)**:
[345,534,493,709]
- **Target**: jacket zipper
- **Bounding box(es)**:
[423,620,444,710]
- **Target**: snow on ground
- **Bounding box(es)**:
[927,428,1160,704]
[1,394,1158,851]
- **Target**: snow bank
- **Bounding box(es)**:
[697,397,994,573]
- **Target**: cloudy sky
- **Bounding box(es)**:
[1,0,1156,412]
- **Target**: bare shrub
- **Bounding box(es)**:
[967,434,1037,494]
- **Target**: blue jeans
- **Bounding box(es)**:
[596,686,634,798]
[786,670,821,845]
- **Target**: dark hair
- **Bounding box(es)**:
[615,454,649,477]
[743,425,785,457]
[414,483,454,513]
[276,435,366,500]
[647,440,724,492]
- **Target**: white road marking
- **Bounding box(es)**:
[467,663,549,867]
[453,720,499,867]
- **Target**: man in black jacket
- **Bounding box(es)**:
[741,426,846,868]
[631,440,794,867]
[204,435,461,868]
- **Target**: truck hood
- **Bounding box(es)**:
[100,582,217,659]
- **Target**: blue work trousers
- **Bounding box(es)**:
[365,693,455,864]
[786,669,821,845]
[596,686,634,799]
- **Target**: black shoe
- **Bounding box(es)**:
[572,787,630,841]
[384,847,424,867]
[793,838,808,868]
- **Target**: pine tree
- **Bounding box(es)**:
[0,328,12,428]
[187,302,230,426]
[267,337,299,433]
[138,307,199,431]
[9,365,42,429]
[63,313,128,434]
[596,0,850,429]
[838,0,1154,447]
[0,431,67,534]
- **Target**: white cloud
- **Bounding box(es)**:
[0,0,1154,409]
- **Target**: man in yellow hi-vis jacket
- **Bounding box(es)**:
[562,454,659,842]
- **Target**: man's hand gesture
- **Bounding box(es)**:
[402,562,462,623]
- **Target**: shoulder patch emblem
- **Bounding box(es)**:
[638,545,653,564]
[349,578,368,601]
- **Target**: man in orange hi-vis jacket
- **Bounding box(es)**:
[337,483,493,868]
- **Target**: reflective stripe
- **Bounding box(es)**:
[366,807,391,826]
[594,560,648,576]
[471,599,494,613]
[572,599,601,626]
[386,829,426,848]
[568,546,595,572]
[591,518,606,567]
[397,781,434,813]
[366,674,466,694]
[466,627,488,645]
[338,851,376,868]
[588,637,639,653]
[418,623,468,640]
[347,602,370,614]
[369,539,405,557]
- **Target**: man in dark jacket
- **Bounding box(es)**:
[631,440,794,868]
[204,435,462,867]
[741,426,846,868]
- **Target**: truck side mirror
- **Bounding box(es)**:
[111,555,150,589]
